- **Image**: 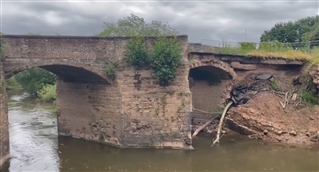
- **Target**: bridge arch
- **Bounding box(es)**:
[2,59,123,150]
[4,60,113,85]
[188,57,236,125]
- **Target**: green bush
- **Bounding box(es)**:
[5,77,21,90]
[15,67,56,96]
[124,36,150,68]
[258,42,273,52]
[104,60,117,79]
[37,84,56,102]
[301,91,319,105]
[239,42,256,54]
[151,36,183,85]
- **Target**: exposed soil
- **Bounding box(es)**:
[227,92,319,147]
[191,73,319,148]
[227,72,319,148]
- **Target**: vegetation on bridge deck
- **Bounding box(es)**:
[205,16,319,64]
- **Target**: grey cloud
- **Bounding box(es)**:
[1,0,318,44]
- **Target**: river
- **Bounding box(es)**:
[2,89,319,171]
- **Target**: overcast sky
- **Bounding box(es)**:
[1,0,318,45]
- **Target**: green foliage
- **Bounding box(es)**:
[219,42,256,55]
[98,14,177,37]
[301,91,319,105]
[151,36,183,85]
[271,79,278,90]
[258,42,273,52]
[219,42,239,55]
[260,15,319,43]
[15,67,56,96]
[104,60,117,79]
[239,42,256,54]
[37,84,56,102]
[124,36,150,68]
[5,77,21,90]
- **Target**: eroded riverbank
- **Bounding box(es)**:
[2,90,319,171]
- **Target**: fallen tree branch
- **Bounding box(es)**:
[211,101,233,147]
[191,108,221,138]
[192,117,216,138]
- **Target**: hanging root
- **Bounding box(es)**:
[211,101,233,147]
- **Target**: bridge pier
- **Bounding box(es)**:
[56,79,123,147]
[0,63,10,169]
[56,65,193,149]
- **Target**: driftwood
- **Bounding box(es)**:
[191,108,219,138]
[211,102,233,147]
[192,118,215,138]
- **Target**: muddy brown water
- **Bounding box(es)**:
[2,89,319,171]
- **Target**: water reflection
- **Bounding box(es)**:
[4,90,319,171]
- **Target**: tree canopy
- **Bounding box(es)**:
[14,67,56,96]
[97,14,178,37]
[260,15,319,43]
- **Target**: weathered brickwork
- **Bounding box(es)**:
[56,79,123,146]
[0,34,192,165]
[0,63,10,169]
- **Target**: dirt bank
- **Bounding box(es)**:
[192,73,319,148]
[227,72,319,147]
[227,92,319,147]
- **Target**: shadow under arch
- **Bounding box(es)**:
[188,65,235,125]
[4,63,112,85]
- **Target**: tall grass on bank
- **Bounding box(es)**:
[217,40,319,63]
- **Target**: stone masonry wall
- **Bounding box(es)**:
[1,35,192,150]
[115,36,192,149]
[0,63,9,169]
[56,79,122,147]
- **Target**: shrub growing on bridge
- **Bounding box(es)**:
[151,36,183,86]
[124,36,183,86]
[124,36,150,68]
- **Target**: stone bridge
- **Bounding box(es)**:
[0,35,308,168]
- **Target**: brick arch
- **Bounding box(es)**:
[189,57,237,79]
[3,59,113,85]
[188,57,237,112]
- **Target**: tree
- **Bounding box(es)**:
[15,67,56,96]
[97,14,178,37]
[260,15,319,43]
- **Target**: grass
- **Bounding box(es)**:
[247,50,312,60]
[217,41,319,64]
